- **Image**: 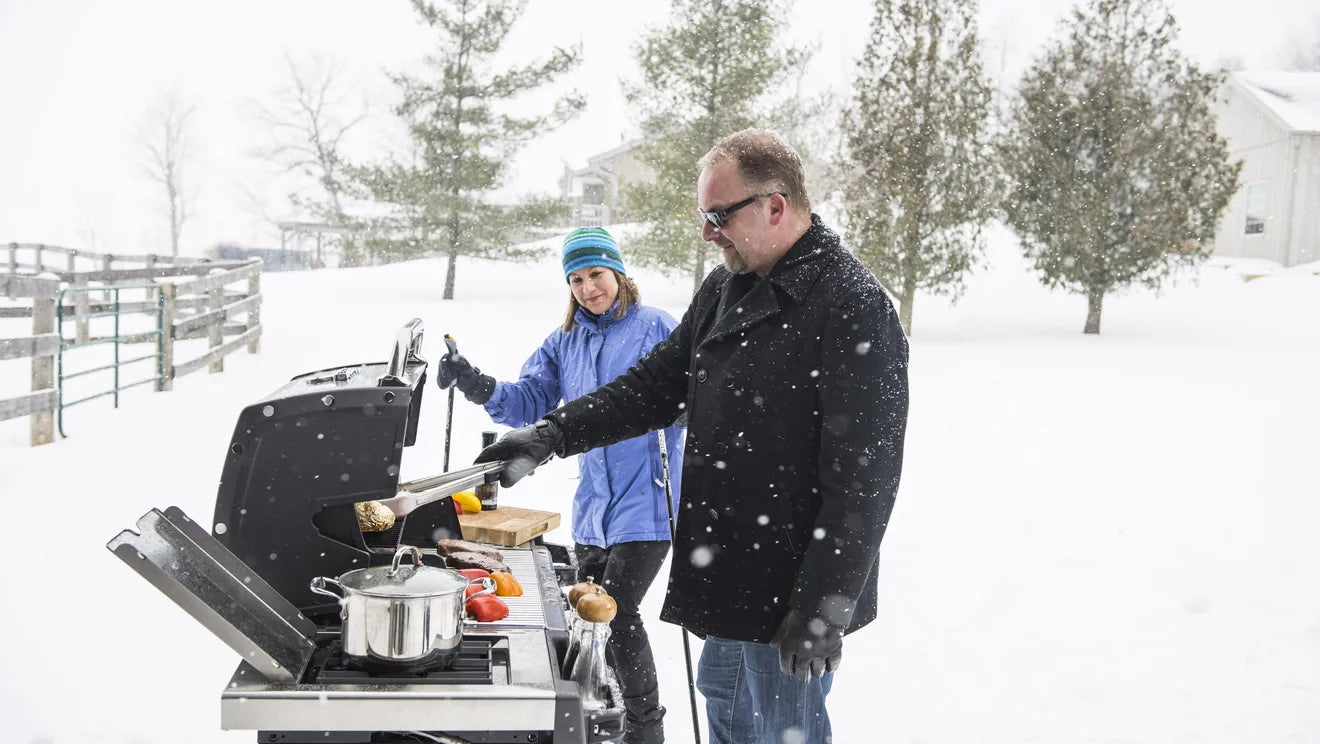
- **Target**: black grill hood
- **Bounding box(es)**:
[210,320,462,617]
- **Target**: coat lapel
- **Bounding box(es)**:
[703,275,782,345]
[699,216,837,348]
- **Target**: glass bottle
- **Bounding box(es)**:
[476,431,499,509]
[560,614,583,679]
[566,619,612,710]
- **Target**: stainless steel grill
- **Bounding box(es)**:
[107,321,624,743]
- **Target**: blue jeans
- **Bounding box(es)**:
[696,635,834,744]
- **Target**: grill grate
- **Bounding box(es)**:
[467,548,548,628]
[311,638,499,685]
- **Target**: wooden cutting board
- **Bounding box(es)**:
[458,506,561,547]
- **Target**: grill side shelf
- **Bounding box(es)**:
[107,506,316,683]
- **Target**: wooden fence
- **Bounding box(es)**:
[0,273,59,445]
[6,242,206,275]
[158,259,263,389]
[2,246,263,445]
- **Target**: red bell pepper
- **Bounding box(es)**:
[466,594,509,622]
[465,575,495,598]
[456,568,490,581]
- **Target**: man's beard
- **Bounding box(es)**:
[721,243,749,274]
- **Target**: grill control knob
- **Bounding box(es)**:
[321,394,335,407]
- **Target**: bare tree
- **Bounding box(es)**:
[1279,14,1320,71]
[139,86,197,257]
[255,53,367,223]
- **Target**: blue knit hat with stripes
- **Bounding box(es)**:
[562,227,625,282]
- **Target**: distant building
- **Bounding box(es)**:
[559,139,654,227]
[208,243,316,272]
[1212,72,1320,267]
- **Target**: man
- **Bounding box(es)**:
[477,128,909,744]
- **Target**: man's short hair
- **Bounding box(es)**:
[698,128,811,215]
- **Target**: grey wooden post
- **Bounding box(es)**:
[99,255,121,305]
[207,268,225,373]
[65,248,76,273]
[158,281,176,391]
[30,274,58,446]
[34,244,44,272]
[246,261,261,354]
[7,242,16,275]
[72,271,90,343]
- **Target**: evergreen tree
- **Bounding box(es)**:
[355,0,583,298]
[624,0,807,294]
[1000,0,1239,333]
[840,0,1000,336]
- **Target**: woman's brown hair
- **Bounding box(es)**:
[562,269,641,332]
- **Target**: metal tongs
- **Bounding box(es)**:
[377,460,508,518]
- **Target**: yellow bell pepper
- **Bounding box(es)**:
[452,490,482,514]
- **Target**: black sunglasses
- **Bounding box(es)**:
[698,193,784,230]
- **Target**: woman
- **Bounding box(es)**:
[437,226,682,744]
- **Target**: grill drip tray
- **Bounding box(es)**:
[308,637,504,685]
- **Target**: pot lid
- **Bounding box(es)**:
[338,546,468,597]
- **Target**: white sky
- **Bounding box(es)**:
[1,0,1317,254]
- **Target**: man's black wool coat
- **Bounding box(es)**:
[551,216,909,642]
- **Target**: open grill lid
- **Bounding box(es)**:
[209,319,465,617]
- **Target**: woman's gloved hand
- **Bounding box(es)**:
[770,608,844,682]
[436,351,495,404]
[474,418,564,488]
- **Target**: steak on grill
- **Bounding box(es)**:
[436,539,504,562]
[444,551,510,574]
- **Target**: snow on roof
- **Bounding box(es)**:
[1232,71,1320,133]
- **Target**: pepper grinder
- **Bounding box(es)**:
[477,430,500,509]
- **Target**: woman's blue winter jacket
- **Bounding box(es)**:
[483,302,684,547]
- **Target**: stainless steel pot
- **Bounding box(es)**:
[309,545,494,671]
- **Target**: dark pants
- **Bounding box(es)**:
[575,541,670,744]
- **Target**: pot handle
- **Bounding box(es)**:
[309,576,344,599]
[389,545,424,577]
[465,577,497,603]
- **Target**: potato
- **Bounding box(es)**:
[354,500,396,532]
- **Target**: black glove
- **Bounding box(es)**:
[770,608,844,682]
[473,418,564,488]
[436,352,495,404]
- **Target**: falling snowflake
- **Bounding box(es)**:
[690,546,714,568]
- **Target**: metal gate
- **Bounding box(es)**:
[56,283,164,437]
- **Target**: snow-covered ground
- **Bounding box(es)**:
[2,224,1318,744]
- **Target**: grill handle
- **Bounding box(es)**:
[378,318,425,387]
